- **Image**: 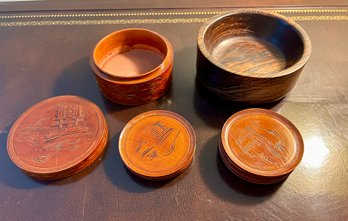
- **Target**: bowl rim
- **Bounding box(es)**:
[93,28,173,80]
[197,9,312,78]
[89,55,173,85]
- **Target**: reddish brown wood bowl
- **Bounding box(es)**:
[91,28,174,106]
[197,10,311,104]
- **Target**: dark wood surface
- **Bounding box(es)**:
[0,6,348,221]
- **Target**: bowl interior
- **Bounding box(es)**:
[94,29,167,78]
[203,12,305,77]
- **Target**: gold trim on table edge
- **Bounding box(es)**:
[0,18,208,26]
[0,8,348,19]
[0,16,348,27]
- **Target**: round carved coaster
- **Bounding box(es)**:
[119,110,196,180]
[7,95,108,180]
[220,108,304,184]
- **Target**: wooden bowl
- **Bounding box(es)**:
[91,28,174,106]
[197,10,311,104]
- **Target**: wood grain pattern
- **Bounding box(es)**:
[119,110,196,180]
[197,10,311,104]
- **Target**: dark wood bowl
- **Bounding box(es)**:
[197,10,311,104]
[91,28,173,106]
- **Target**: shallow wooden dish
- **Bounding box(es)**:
[91,28,174,106]
[7,96,108,180]
[220,108,304,184]
[197,10,311,104]
[119,110,196,181]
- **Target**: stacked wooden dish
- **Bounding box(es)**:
[91,28,174,106]
[7,96,108,180]
[219,109,304,184]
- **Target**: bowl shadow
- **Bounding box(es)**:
[102,132,186,193]
[0,124,43,189]
[193,76,284,129]
[199,134,284,204]
[53,57,103,104]
[0,122,106,188]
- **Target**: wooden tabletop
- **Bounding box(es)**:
[0,3,348,221]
